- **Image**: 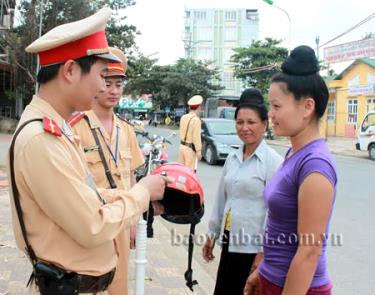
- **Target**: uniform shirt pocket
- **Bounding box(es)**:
[118,148,133,176]
[84,151,106,184]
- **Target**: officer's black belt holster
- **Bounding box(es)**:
[180,140,196,152]
[32,262,115,295]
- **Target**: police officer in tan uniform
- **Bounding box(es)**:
[71,47,146,295]
[178,95,203,171]
[6,8,166,295]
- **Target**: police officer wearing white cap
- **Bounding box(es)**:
[178,95,203,171]
[7,7,166,295]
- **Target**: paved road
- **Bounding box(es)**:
[145,125,375,294]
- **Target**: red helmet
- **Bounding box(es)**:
[152,162,204,224]
[152,162,204,291]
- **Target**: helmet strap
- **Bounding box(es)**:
[184,223,198,291]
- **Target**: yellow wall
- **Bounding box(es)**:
[327,62,375,137]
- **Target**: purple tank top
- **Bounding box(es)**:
[259,139,337,288]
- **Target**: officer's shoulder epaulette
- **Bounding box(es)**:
[43,117,62,137]
[67,112,85,127]
[116,113,134,127]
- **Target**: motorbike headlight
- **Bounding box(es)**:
[142,144,152,155]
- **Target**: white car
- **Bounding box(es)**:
[356,110,375,160]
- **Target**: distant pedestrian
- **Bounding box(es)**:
[244,46,337,295]
[202,88,283,295]
[178,95,203,171]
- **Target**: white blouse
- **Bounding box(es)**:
[208,140,283,253]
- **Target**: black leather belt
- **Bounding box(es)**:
[180,141,195,152]
[33,263,116,294]
[77,269,116,293]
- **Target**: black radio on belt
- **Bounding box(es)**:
[34,262,79,295]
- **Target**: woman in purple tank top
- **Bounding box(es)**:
[244,46,337,295]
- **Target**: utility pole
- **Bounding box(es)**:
[315,35,328,140]
[315,36,320,60]
[35,0,45,94]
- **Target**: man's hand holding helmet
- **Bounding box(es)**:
[138,174,169,201]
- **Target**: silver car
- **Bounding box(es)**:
[201,118,242,165]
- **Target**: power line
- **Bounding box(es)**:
[319,11,375,48]
[238,63,281,74]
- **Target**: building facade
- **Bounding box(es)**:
[184,8,259,96]
[327,58,375,137]
[0,0,17,118]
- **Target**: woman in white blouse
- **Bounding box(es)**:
[202,88,283,295]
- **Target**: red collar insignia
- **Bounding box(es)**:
[43,117,62,137]
[67,112,85,127]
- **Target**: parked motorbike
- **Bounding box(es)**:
[135,130,176,236]
[135,130,175,182]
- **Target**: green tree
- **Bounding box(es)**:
[362,32,375,40]
[159,58,223,108]
[1,0,138,104]
[125,51,161,96]
[124,57,223,109]
[91,0,139,54]
[231,38,288,96]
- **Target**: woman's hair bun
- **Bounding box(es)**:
[281,45,319,76]
[239,88,264,106]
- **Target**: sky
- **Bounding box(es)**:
[123,0,375,73]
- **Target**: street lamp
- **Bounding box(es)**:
[262,0,291,53]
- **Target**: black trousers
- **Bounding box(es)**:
[213,230,256,295]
